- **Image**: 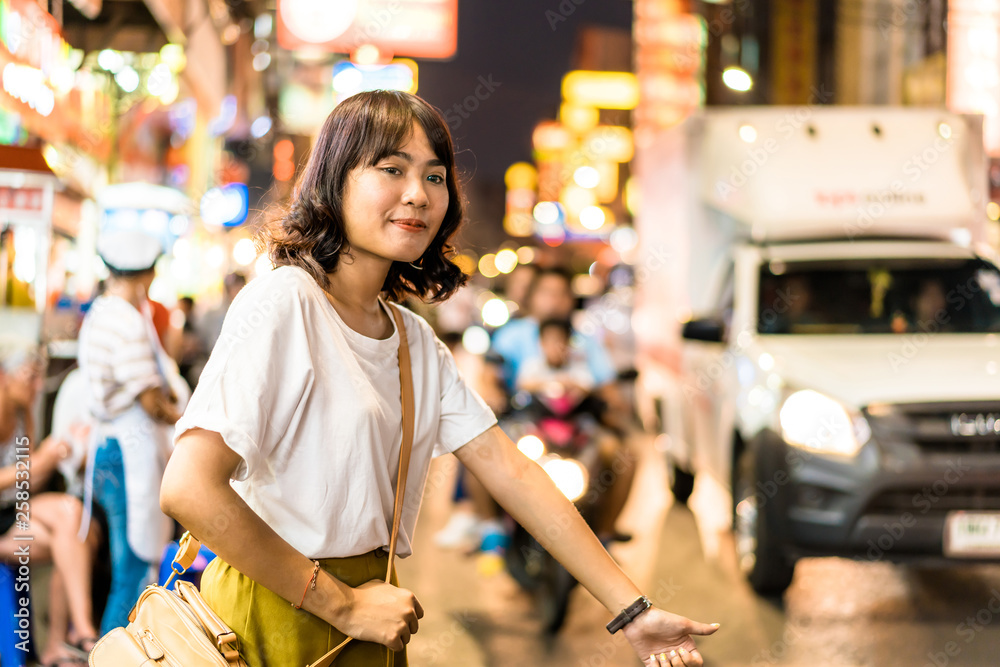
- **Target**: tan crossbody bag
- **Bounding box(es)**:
[90,303,416,667]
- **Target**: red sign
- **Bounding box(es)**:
[277,0,458,60]
[0,186,44,212]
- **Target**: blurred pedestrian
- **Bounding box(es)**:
[161,90,718,667]
[199,272,246,351]
[0,337,103,666]
[167,296,208,388]
[77,230,189,634]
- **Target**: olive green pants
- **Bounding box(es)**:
[201,550,407,667]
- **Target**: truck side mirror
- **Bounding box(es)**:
[682,318,725,342]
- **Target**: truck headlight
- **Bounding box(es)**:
[779,390,871,457]
[543,457,589,502]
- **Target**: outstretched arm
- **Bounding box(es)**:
[455,425,719,666]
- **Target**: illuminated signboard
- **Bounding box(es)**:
[332,59,417,101]
[200,183,250,228]
[0,0,73,75]
[277,0,458,60]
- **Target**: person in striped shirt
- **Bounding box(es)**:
[77,230,188,636]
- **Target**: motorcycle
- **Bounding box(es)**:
[499,388,612,635]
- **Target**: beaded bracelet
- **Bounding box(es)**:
[293,560,322,610]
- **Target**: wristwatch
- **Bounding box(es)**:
[606,595,652,634]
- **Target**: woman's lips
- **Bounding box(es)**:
[393,218,427,232]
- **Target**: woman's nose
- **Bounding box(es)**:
[403,178,429,208]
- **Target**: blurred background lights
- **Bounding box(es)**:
[478,253,499,278]
[12,228,36,282]
[988,202,1000,221]
[254,253,274,276]
[333,67,364,94]
[251,115,273,138]
[938,122,953,139]
[233,238,257,266]
[254,13,273,39]
[168,214,189,236]
[482,298,511,327]
[494,249,519,274]
[159,44,186,72]
[98,49,124,73]
[573,165,601,189]
[723,66,753,92]
[146,64,173,97]
[115,66,140,93]
[533,201,561,225]
[516,246,536,264]
[353,44,382,65]
[516,435,546,461]
[452,252,476,275]
[206,245,226,268]
[579,205,606,230]
[461,326,491,356]
[252,52,272,72]
[739,124,757,143]
[610,226,638,253]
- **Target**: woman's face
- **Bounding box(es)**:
[341,122,449,265]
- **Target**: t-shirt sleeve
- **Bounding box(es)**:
[433,335,497,457]
[174,276,313,481]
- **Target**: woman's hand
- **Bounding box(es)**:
[621,607,719,666]
[336,579,424,651]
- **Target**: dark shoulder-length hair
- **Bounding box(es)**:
[261,90,467,302]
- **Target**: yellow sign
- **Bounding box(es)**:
[562,71,639,110]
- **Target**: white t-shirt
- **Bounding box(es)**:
[174,266,497,559]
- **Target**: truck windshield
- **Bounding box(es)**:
[757,257,1000,334]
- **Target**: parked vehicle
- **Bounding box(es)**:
[635,107,1000,594]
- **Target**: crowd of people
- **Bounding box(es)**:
[0,231,246,666]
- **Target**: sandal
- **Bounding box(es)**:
[41,656,87,667]
[62,636,99,659]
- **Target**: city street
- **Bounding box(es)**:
[402,435,1000,666]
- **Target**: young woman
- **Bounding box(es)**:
[160,90,718,667]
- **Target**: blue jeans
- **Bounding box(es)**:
[94,438,152,634]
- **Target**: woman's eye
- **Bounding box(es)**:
[381,166,401,175]
[427,174,445,184]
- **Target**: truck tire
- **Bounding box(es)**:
[667,457,695,505]
[733,448,795,595]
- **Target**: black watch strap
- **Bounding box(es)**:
[606,595,652,634]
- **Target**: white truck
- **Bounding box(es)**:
[633,107,1000,594]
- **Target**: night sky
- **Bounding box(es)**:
[414,0,633,219]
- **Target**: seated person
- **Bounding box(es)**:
[891,278,953,333]
[517,318,596,415]
[0,337,102,666]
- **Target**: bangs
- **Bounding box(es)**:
[350,93,454,171]
[352,92,455,173]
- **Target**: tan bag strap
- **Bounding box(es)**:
[308,301,414,667]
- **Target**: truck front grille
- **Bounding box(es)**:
[865,401,1000,455]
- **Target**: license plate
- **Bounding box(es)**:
[944,512,1000,558]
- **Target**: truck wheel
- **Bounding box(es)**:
[667,457,695,505]
[733,449,795,595]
